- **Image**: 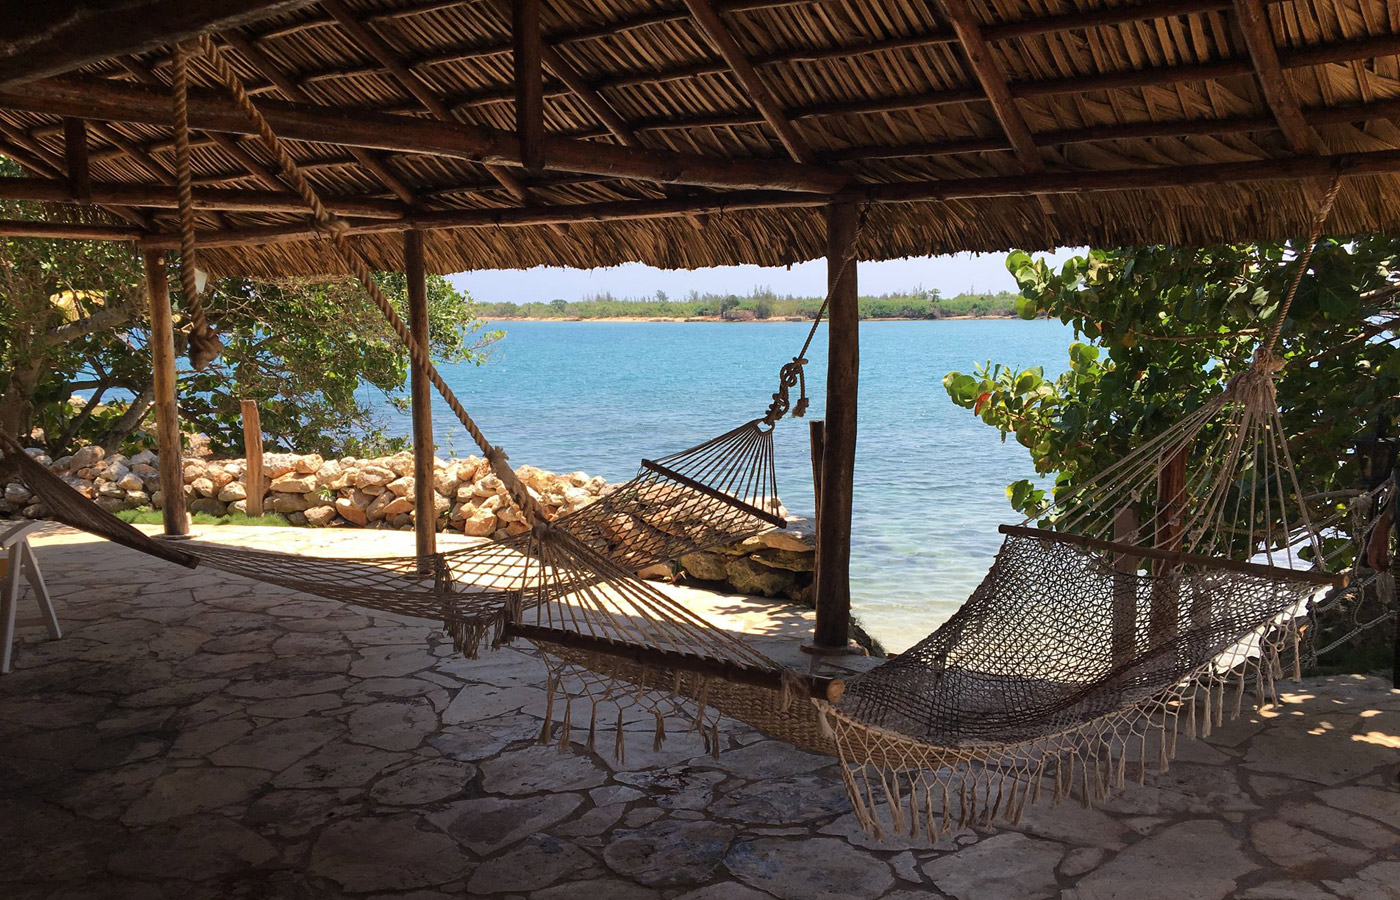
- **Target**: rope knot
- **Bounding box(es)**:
[314,212,351,239]
[187,326,224,370]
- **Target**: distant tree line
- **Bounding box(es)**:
[477,286,1022,320]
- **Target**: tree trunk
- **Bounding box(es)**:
[0,355,46,440]
[101,382,155,454]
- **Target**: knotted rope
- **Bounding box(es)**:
[171,41,224,370]
[187,34,546,525]
[762,204,870,426]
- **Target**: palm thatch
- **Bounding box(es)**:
[0,0,1398,276]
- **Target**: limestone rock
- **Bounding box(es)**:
[188,497,228,517]
[71,445,104,469]
[680,551,729,582]
[462,509,498,537]
[309,814,467,892]
[738,531,813,553]
[292,453,323,474]
[387,475,414,497]
[4,482,33,504]
[432,794,582,855]
[181,459,207,483]
[217,480,247,502]
[335,497,367,526]
[467,834,592,894]
[189,476,215,497]
[265,492,311,514]
[304,505,337,527]
[725,554,795,597]
[116,473,144,492]
[356,464,396,488]
[269,473,316,493]
[479,745,607,795]
[381,495,414,518]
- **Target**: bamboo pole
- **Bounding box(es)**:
[142,250,189,538]
[240,399,264,517]
[405,231,436,563]
[812,202,858,651]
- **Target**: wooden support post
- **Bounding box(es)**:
[405,231,436,564]
[512,0,545,173]
[812,202,858,651]
[1111,505,1140,666]
[143,250,189,538]
[62,118,90,201]
[1149,448,1188,642]
[240,399,264,517]
[808,418,825,529]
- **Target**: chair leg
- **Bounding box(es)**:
[22,541,59,640]
[1,544,21,674]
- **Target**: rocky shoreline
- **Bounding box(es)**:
[1,444,817,605]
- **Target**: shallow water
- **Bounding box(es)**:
[369,319,1074,652]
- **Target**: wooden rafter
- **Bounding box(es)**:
[680,0,814,164]
[62,119,91,201]
[512,0,545,172]
[320,0,536,208]
[935,0,1050,213]
[218,32,418,205]
[1232,0,1324,155]
[0,176,405,217]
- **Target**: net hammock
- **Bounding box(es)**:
[0,33,1362,840]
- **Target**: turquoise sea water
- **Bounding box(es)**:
[375,319,1075,652]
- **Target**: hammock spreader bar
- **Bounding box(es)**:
[504,620,845,701]
[999,525,1346,587]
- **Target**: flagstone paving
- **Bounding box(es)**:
[1,524,1397,899]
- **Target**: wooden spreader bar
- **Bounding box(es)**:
[638,458,787,528]
[999,524,1346,587]
[503,621,844,702]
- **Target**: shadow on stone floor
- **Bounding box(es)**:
[0,525,1396,900]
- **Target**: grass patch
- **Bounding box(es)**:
[115,509,291,527]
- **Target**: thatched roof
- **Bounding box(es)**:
[0,0,1398,277]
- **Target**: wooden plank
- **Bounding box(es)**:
[240,399,264,517]
[512,0,545,173]
[143,250,189,538]
[405,231,437,564]
[62,118,90,201]
[998,525,1345,586]
[812,201,858,651]
[0,76,850,194]
[681,0,814,164]
[0,220,143,240]
[503,620,845,701]
[0,0,313,90]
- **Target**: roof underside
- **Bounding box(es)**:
[1,0,1399,277]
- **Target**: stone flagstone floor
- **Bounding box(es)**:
[1,524,1397,900]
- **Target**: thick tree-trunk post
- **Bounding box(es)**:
[512,0,544,173]
[142,250,188,538]
[1391,464,1400,688]
[405,231,436,565]
[1111,505,1140,666]
[812,202,858,651]
[240,399,264,517]
[808,418,826,602]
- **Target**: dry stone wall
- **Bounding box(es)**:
[1,444,815,599]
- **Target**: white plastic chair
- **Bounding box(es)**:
[1,520,59,674]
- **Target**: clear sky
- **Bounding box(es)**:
[448,247,1085,304]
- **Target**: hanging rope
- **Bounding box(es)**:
[187,34,546,525]
[1254,169,1345,367]
[762,203,870,426]
[171,40,224,370]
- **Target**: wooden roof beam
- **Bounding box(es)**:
[0,175,406,217]
[680,0,815,164]
[0,76,850,193]
[1232,0,1324,155]
[129,144,1400,251]
[219,31,418,205]
[0,0,314,90]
